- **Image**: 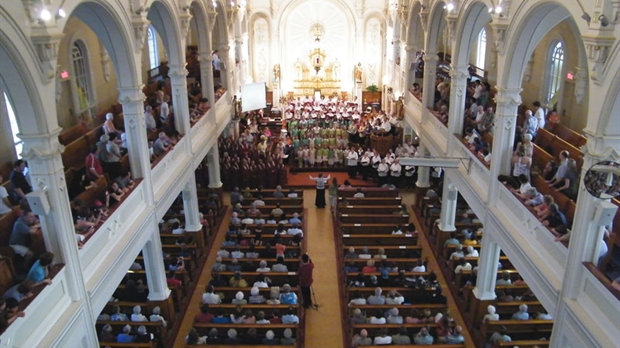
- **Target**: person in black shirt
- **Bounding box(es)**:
[10,160,32,204]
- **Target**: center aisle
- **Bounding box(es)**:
[302,188,345,347]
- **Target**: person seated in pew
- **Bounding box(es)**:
[262,330,280,345]
[489,326,512,345]
[445,325,465,344]
[110,305,128,321]
[392,224,403,234]
[253,274,271,288]
[524,187,544,206]
[287,223,303,237]
[368,309,386,324]
[496,271,512,285]
[231,245,245,259]
[224,328,241,344]
[280,328,296,345]
[202,285,221,305]
[242,328,263,345]
[230,304,243,324]
[212,256,227,272]
[351,308,367,324]
[345,247,358,259]
[546,150,570,188]
[266,214,277,224]
[414,326,434,345]
[117,324,135,343]
[227,258,242,272]
[248,212,263,225]
[535,194,554,220]
[249,286,266,304]
[232,203,244,217]
[454,258,472,274]
[272,256,289,272]
[385,289,405,305]
[241,212,254,224]
[114,172,134,192]
[483,305,500,323]
[131,305,148,322]
[367,287,386,305]
[105,181,125,207]
[466,245,479,257]
[289,212,302,225]
[282,307,299,324]
[204,328,222,344]
[242,309,256,324]
[536,311,553,320]
[404,309,422,324]
[373,248,387,260]
[280,284,298,304]
[26,252,54,287]
[230,212,242,225]
[392,326,411,344]
[352,329,372,347]
[373,327,392,345]
[450,244,465,261]
[212,309,231,324]
[99,324,115,342]
[362,260,377,274]
[231,291,247,305]
[250,232,264,247]
[194,304,213,323]
[2,280,34,303]
[256,259,271,272]
[541,203,568,230]
[273,185,285,198]
[444,232,461,247]
[134,325,153,343]
[387,308,404,324]
[186,327,207,345]
[359,246,371,259]
[512,303,530,320]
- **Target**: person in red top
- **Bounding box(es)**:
[194,304,214,323]
[85,146,103,181]
[299,253,315,309]
[166,270,182,287]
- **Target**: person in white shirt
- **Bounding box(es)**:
[373,328,392,345]
[389,159,402,187]
[466,245,479,257]
[286,223,303,237]
[391,225,403,234]
[0,174,12,216]
[256,260,271,272]
[202,285,222,304]
[160,95,170,122]
[454,258,472,274]
[482,305,500,323]
[347,148,359,178]
[309,173,330,208]
[287,189,298,198]
[412,259,426,272]
[144,105,157,132]
[149,307,167,327]
[533,101,546,130]
[359,153,371,180]
[131,305,148,322]
[353,187,365,198]
[369,310,387,324]
[171,222,185,235]
[377,159,389,186]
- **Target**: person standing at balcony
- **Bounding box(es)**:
[533,101,546,130]
[522,110,539,140]
[9,160,32,205]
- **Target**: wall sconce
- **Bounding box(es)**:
[598,14,609,27]
[581,13,591,24]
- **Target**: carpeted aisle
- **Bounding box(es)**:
[302,188,345,347]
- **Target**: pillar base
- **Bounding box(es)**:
[207,183,224,208]
[469,288,497,328]
[147,288,171,302]
[438,223,456,232]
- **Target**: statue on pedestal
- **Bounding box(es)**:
[355,62,363,83]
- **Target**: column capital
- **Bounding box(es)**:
[494,87,522,107]
[117,86,146,105]
[19,129,64,161]
[198,51,214,63]
[169,65,189,79]
[449,64,470,80]
[423,53,439,63]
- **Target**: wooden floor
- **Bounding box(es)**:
[173,189,475,347]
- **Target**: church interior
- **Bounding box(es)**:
[0,0,619,347]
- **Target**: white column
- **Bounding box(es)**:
[472,233,501,300]
[182,175,202,232]
[273,81,281,108]
[447,65,469,136]
[421,52,438,111]
[438,181,458,232]
[168,65,191,136]
[488,87,521,205]
[218,44,231,91]
[207,146,222,189]
[143,229,171,301]
[235,37,244,90]
[415,145,431,188]
[0,87,17,164]
[403,46,416,93]
[198,51,216,108]
[20,131,99,345]
[231,119,240,141]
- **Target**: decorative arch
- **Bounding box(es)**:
[500,3,575,90]
[69,1,140,89]
[189,0,209,54]
[597,66,620,136]
[425,0,447,55]
[452,1,492,69]
[0,29,48,136]
[212,0,231,47]
[364,14,385,87]
[147,0,184,68]
[406,2,424,49]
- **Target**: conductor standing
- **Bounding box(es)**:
[299,253,315,309]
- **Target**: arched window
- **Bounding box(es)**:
[71,40,95,114]
[147,26,159,70]
[476,29,487,69]
[2,92,22,157]
[546,41,565,104]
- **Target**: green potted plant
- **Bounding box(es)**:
[366,84,379,92]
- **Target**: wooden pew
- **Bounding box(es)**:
[340,223,412,234]
[339,214,409,224]
[239,197,304,206]
[342,245,423,258]
[99,343,156,348]
[103,299,175,329]
[338,188,400,198]
[218,272,298,286]
[96,320,167,340]
[359,345,464,348]
[497,340,550,348]
[339,205,403,214]
[547,123,587,148]
[61,136,89,172]
[481,320,553,341]
[339,196,403,206]
[495,301,546,319]
[342,234,418,246]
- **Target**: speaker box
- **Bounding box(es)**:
[27,190,51,215]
